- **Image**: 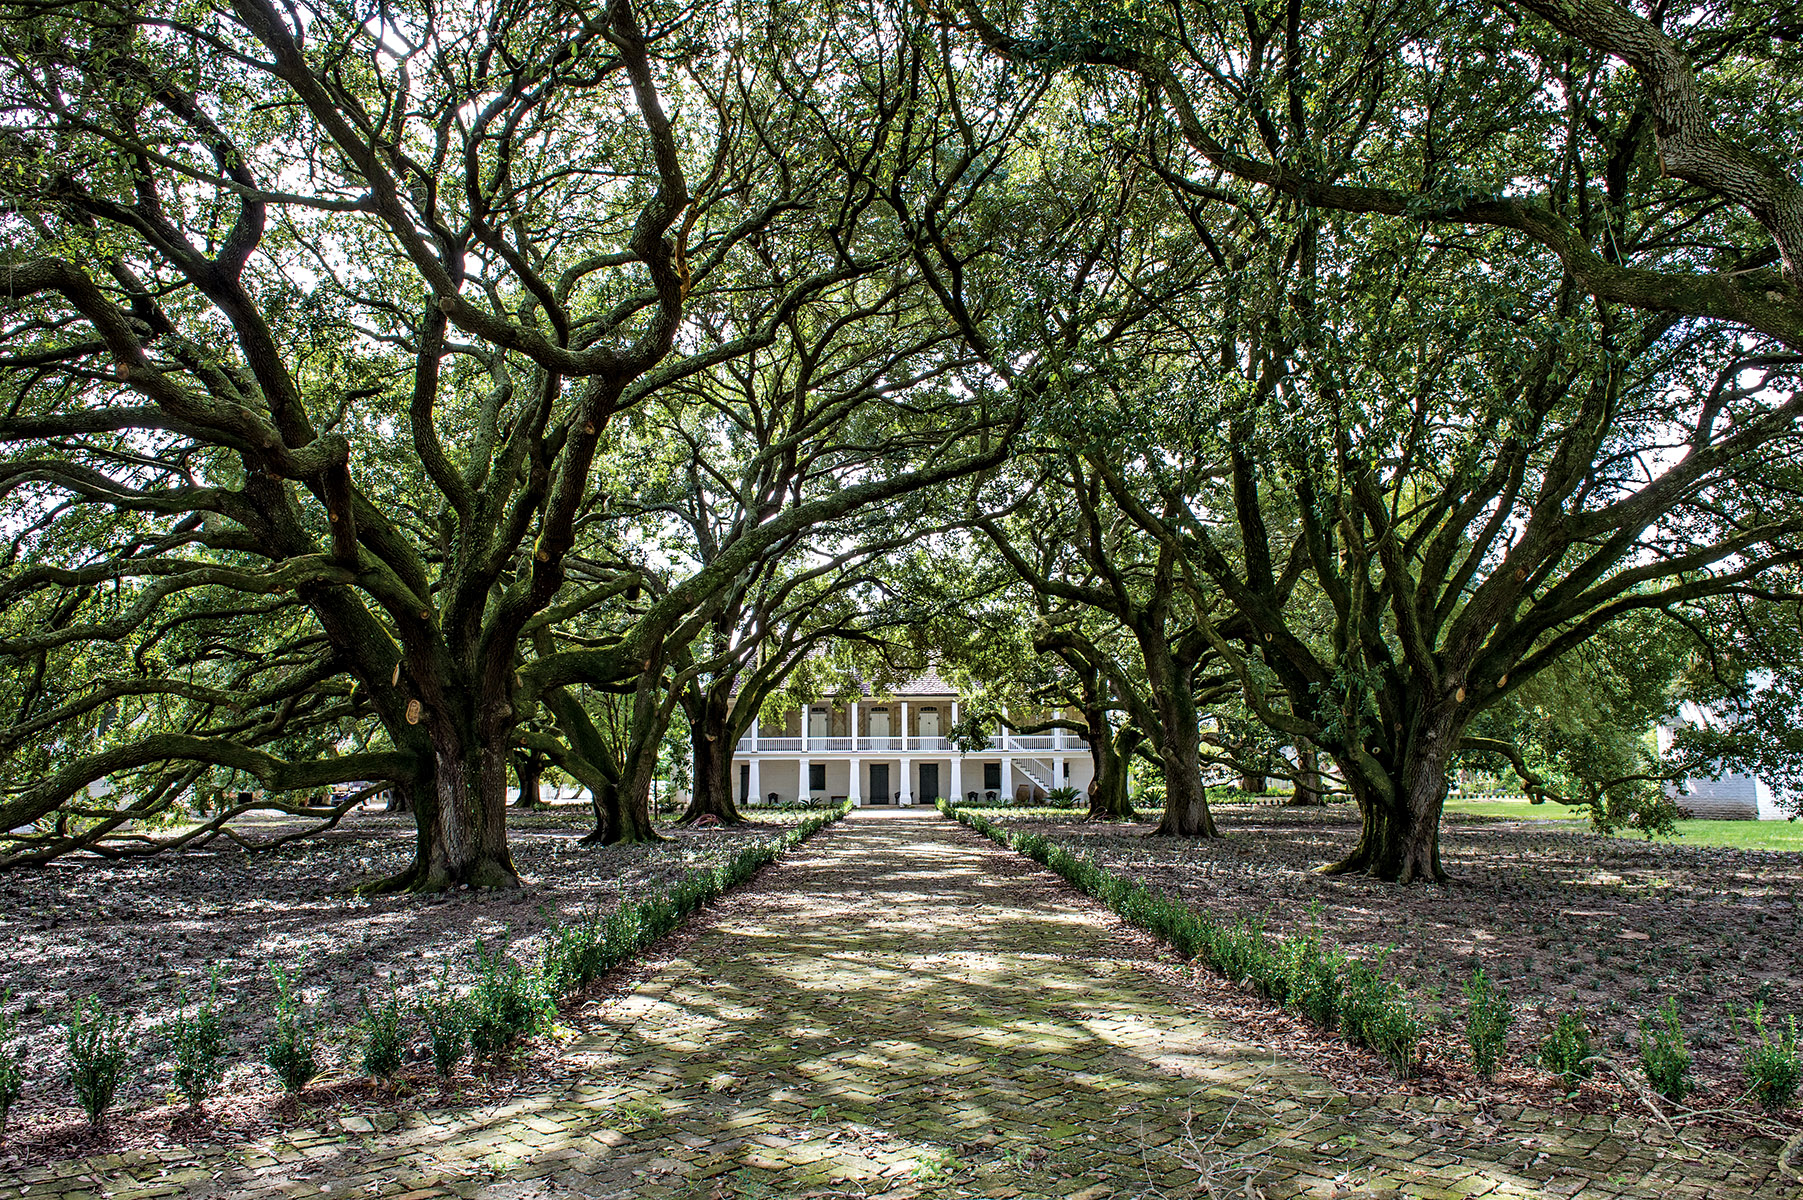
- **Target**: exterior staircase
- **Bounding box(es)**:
[1016,759,1057,798]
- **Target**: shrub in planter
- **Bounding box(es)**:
[1047,785,1081,808]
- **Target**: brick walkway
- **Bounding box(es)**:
[3,811,1796,1199]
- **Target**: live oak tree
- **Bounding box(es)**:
[976,454,1238,837]
[0,0,704,886]
[515,0,1053,833]
[943,0,1803,880]
[1100,247,1803,880]
[9,0,1803,893]
[0,0,955,886]
[1029,623,1144,819]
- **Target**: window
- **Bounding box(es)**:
[809,763,827,793]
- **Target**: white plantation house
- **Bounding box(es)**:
[732,669,1095,807]
[1657,708,1789,820]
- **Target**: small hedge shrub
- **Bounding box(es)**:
[265,964,319,1093]
[67,996,134,1126]
[1463,968,1512,1080]
[1540,1012,1594,1088]
[166,972,228,1105]
[1743,1003,1800,1112]
[1638,999,1692,1103]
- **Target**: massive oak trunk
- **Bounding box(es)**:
[584,713,662,845]
[418,724,522,890]
[680,701,747,825]
[1084,709,1138,820]
[1143,645,1220,838]
[360,694,520,893]
[1152,753,1219,837]
[1322,710,1457,883]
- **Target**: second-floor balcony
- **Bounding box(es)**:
[1006,734,1057,750]
[734,732,1073,754]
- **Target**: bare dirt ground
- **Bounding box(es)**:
[985,802,1803,1105]
[0,804,808,1157]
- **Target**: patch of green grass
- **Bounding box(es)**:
[1445,801,1803,851]
[1650,819,1803,852]
[1443,800,1587,821]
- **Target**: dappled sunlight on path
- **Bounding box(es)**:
[1,810,1793,1198]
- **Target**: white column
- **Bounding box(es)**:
[799,755,811,801]
[1001,755,1014,802]
[800,707,810,753]
[1055,756,1066,790]
[900,756,913,805]
[1054,708,1064,750]
[750,716,760,752]
[851,701,860,749]
[950,756,963,803]
[901,701,910,752]
[748,758,761,806]
[999,705,1009,751]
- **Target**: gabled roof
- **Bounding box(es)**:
[862,666,956,698]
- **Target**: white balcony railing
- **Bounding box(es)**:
[735,734,1061,754]
[1006,734,1057,750]
[754,737,802,752]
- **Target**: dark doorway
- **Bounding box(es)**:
[809,763,827,794]
[983,762,1002,792]
[739,763,749,805]
[869,763,891,804]
[919,763,940,803]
